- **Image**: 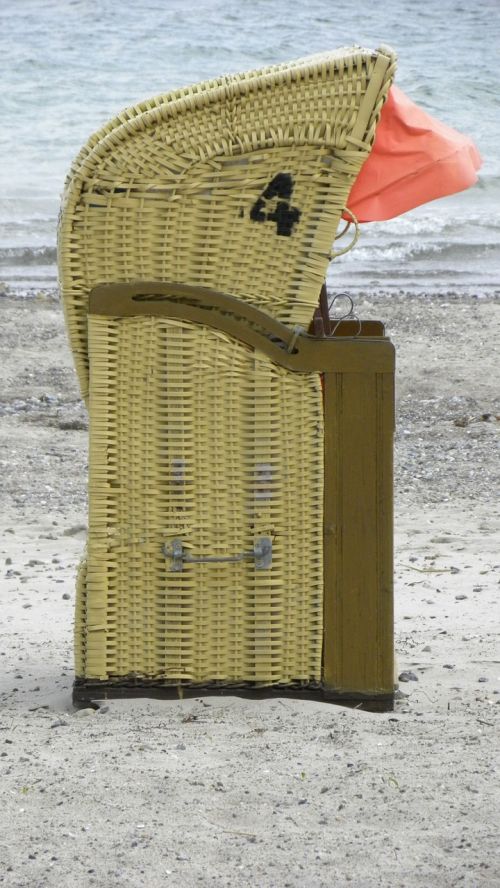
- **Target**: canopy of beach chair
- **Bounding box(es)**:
[59,45,397,399]
[346,84,482,222]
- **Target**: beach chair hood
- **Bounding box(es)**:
[59,46,397,400]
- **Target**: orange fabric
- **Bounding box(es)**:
[346,85,482,222]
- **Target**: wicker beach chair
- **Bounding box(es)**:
[59,46,396,707]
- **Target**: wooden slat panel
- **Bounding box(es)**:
[323,369,394,698]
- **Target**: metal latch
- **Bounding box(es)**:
[162,537,272,571]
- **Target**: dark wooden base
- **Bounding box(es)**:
[73,679,394,713]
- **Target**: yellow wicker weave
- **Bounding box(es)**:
[59,46,396,400]
[67,47,394,186]
[81,314,323,684]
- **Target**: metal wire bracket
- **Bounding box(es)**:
[328,292,362,337]
[163,537,273,571]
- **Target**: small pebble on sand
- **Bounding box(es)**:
[398,671,419,683]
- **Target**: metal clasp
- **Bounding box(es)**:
[162,537,272,571]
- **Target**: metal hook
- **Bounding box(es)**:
[328,292,362,337]
[334,218,352,241]
[329,207,360,259]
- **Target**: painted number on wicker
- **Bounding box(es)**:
[250,173,301,236]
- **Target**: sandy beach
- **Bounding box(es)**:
[0,287,499,887]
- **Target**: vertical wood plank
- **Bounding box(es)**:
[323,363,394,698]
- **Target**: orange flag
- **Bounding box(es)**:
[346,85,482,222]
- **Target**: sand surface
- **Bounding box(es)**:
[0,289,499,887]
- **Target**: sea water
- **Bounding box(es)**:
[0,0,499,295]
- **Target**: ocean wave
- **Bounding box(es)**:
[0,219,57,232]
[0,246,57,267]
[362,211,500,239]
[338,239,500,266]
[1,240,498,277]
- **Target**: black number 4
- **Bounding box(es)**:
[250,173,301,237]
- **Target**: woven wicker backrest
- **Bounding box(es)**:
[77,310,324,683]
[59,46,396,399]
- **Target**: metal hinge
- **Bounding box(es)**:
[162,537,272,571]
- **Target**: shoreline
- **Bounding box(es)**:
[2,282,500,303]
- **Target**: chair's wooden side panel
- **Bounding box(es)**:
[323,366,394,698]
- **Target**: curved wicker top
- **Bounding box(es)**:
[67,46,394,183]
[59,45,396,398]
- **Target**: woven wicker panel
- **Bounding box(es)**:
[77,315,324,685]
[74,553,87,678]
[67,47,394,184]
[59,47,396,398]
